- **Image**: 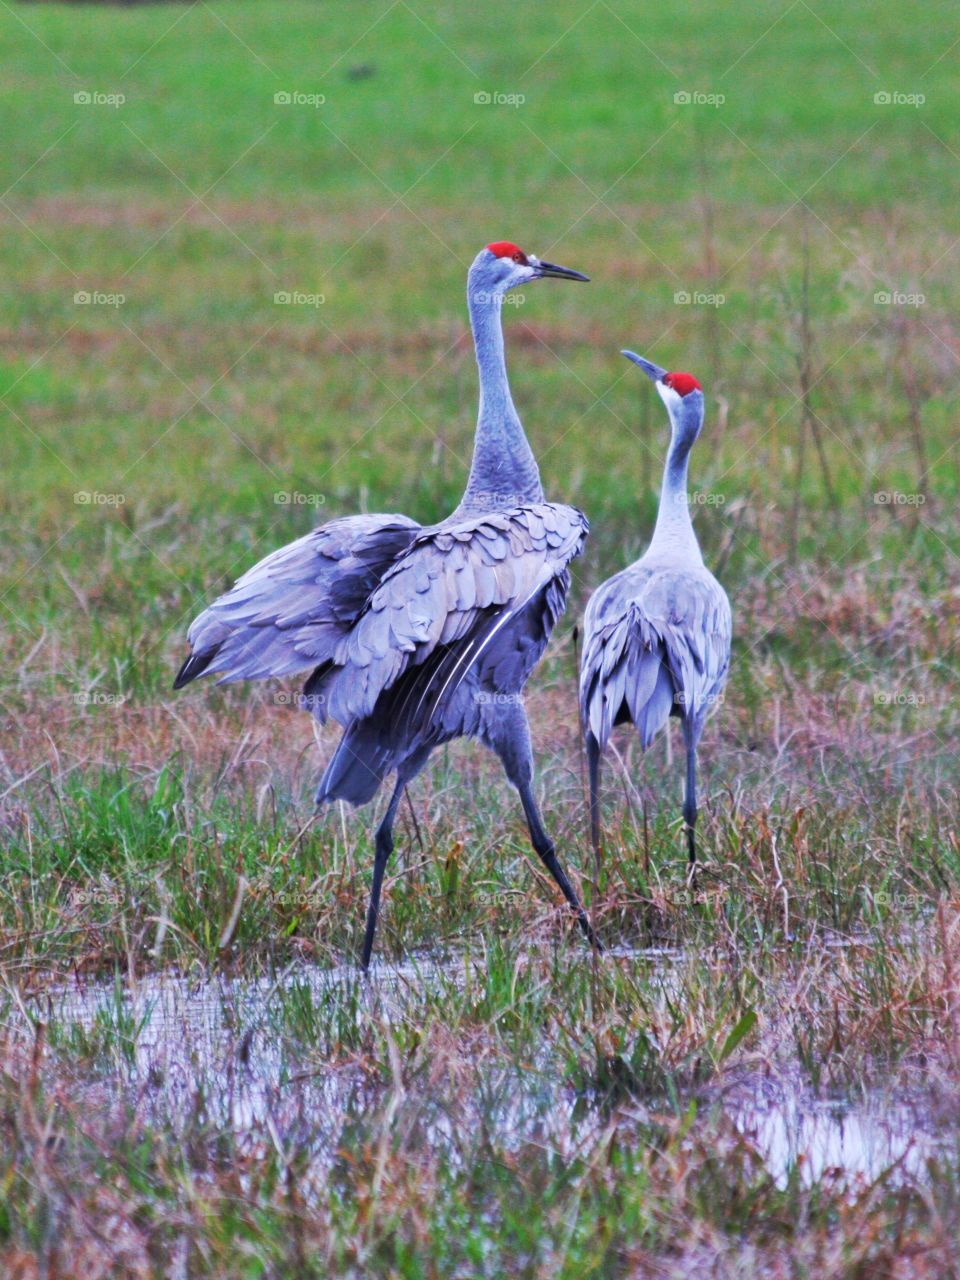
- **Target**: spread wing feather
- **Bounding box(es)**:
[173,513,420,688]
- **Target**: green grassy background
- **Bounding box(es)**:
[2,2,960,1275]
[2,0,957,697]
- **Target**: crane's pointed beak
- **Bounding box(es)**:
[621,350,667,383]
[535,259,590,282]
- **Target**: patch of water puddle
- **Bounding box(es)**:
[722,1077,948,1186]
[9,954,955,1188]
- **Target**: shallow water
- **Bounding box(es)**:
[13,954,954,1187]
[724,1077,945,1185]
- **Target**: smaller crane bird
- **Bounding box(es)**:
[579,351,731,867]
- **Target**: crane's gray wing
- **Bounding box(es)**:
[580,567,730,749]
[314,567,573,806]
[315,503,588,731]
[173,513,421,688]
[646,571,731,726]
[580,567,657,748]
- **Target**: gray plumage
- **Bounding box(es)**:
[579,351,731,866]
[312,502,585,805]
[175,242,599,966]
[581,564,730,750]
[175,514,421,688]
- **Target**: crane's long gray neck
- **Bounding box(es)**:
[647,428,703,563]
[459,287,543,513]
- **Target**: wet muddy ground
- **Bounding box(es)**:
[14,949,954,1193]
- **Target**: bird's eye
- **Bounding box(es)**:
[512,252,524,263]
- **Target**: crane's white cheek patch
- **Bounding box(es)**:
[657,383,684,412]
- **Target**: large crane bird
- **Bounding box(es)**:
[579,351,731,868]
[175,242,599,966]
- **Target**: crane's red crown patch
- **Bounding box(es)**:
[664,372,702,396]
[486,241,528,264]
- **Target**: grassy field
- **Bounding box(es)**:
[2,0,959,1275]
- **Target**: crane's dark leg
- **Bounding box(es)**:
[518,781,602,950]
[682,722,699,870]
[586,730,603,870]
[358,747,432,971]
[489,704,602,952]
[360,777,406,972]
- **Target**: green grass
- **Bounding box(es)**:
[1,0,960,1275]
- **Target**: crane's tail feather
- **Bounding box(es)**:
[633,658,675,749]
[173,647,219,690]
[315,722,393,807]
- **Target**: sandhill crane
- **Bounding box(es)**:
[579,351,731,868]
[175,241,599,967]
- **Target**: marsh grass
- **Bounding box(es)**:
[5,917,960,1277]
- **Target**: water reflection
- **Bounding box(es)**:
[14,957,953,1187]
